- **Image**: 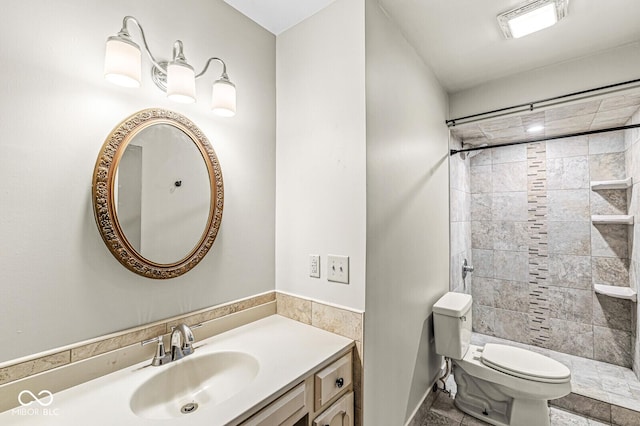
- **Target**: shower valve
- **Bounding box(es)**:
[462,259,474,279]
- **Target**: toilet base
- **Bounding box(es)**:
[455,397,551,426]
[453,363,551,426]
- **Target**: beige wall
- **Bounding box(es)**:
[275,0,367,311]
[364,1,450,424]
[0,0,276,363]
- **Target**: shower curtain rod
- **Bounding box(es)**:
[449,123,640,156]
[446,78,640,128]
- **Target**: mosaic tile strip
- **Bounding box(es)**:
[527,142,550,346]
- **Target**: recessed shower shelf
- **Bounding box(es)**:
[594,284,637,302]
[591,215,634,225]
[590,177,632,190]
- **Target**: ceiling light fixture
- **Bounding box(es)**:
[527,125,545,133]
[497,0,568,39]
[104,16,236,116]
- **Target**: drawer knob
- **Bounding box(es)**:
[335,377,344,388]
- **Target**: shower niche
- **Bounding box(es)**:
[590,177,637,302]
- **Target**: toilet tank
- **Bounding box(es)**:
[433,292,472,360]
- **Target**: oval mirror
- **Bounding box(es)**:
[92,109,223,279]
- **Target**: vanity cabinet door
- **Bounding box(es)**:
[242,382,306,426]
[313,392,354,426]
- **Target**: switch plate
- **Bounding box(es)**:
[327,255,349,284]
[309,254,320,278]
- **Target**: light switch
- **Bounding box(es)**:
[327,255,349,284]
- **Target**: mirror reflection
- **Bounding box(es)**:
[115,124,211,264]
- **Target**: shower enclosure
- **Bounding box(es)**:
[448,91,640,384]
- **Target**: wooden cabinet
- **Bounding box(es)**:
[240,348,354,426]
[313,392,354,426]
[242,382,307,426]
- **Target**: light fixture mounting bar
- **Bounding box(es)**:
[117,16,230,92]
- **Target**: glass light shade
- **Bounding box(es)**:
[508,3,557,38]
[166,62,196,104]
[211,79,236,117]
[104,37,141,88]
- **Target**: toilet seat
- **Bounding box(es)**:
[481,344,571,384]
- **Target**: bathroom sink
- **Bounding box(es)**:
[130,351,259,419]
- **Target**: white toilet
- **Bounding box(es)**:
[433,292,571,426]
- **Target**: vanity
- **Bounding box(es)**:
[0,315,355,426]
[0,109,358,425]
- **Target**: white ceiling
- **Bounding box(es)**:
[226,0,640,93]
[224,0,336,35]
[379,0,640,93]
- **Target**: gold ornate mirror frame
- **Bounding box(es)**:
[92,109,224,279]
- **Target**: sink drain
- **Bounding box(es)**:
[181,402,198,414]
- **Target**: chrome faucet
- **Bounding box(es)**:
[141,323,201,366]
[170,323,196,361]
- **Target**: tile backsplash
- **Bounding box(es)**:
[0,292,276,387]
[276,292,364,426]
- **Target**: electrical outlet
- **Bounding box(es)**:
[309,254,320,278]
[327,255,349,284]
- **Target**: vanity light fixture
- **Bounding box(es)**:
[497,0,568,39]
[104,16,236,116]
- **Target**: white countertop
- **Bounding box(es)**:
[1,315,354,425]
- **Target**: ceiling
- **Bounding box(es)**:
[449,87,640,147]
[224,0,336,35]
[377,0,640,93]
[225,0,640,144]
[225,0,640,93]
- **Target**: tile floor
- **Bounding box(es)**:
[424,391,611,425]
[423,332,640,425]
[471,333,640,413]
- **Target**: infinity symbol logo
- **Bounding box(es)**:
[18,390,54,407]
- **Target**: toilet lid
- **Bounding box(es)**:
[481,344,571,384]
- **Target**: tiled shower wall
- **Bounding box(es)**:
[468,131,635,367]
[625,108,640,378]
[450,136,472,294]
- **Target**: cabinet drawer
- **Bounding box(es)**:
[243,382,306,426]
[313,391,354,426]
[314,352,352,410]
